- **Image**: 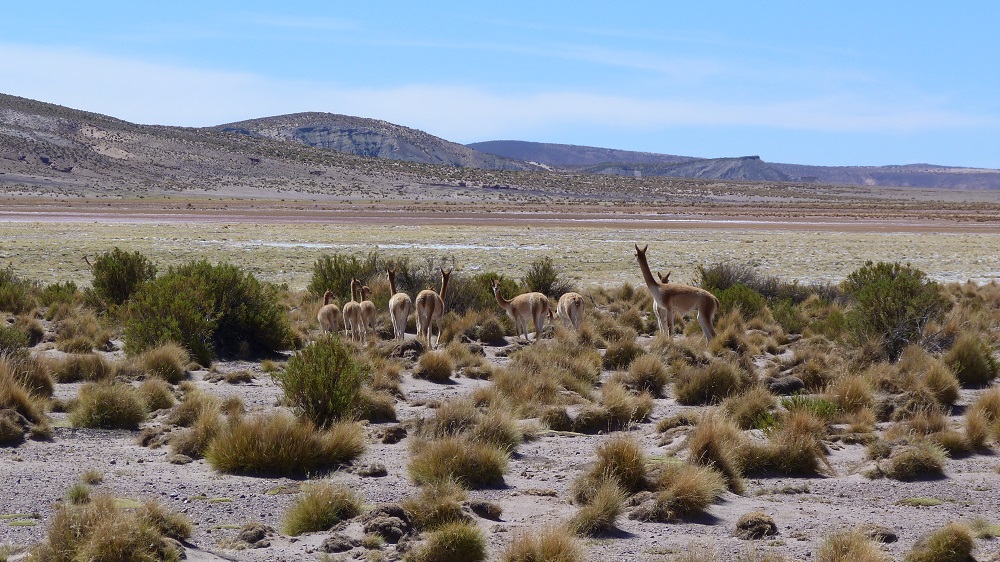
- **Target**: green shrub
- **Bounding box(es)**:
[206,413,365,477]
[843,261,947,360]
[38,280,80,307]
[521,257,573,299]
[715,283,767,318]
[307,252,379,299]
[0,264,35,314]
[272,335,367,427]
[70,382,146,430]
[283,482,362,536]
[0,325,29,356]
[944,331,999,387]
[124,261,292,363]
[447,272,519,315]
[89,247,157,308]
[771,299,808,334]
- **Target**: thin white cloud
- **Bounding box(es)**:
[0,42,993,142]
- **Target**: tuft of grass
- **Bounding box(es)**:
[600,381,653,430]
[827,374,874,414]
[944,331,999,387]
[138,378,176,411]
[414,351,455,383]
[687,413,746,493]
[498,525,585,562]
[0,354,53,399]
[401,478,468,531]
[66,483,91,505]
[567,476,625,537]
[282,482,362,536]
[636,463,727,522]
[140,499,193,541]
[602,339,644,370]
[781,394,839,419]
[70,382,147,430]
[905,522,974,562]
[408,436,508,488]
[51,354,112,383]
[722,386,777,430]
[206,412,365,477]
[407,520,487,562]
[616,353,670,396]
[816,528,891,562]
[470,407,523,453]
[877,440,948,481]
[81,469,104,485]
[169,404,223,459]
[583,434,648,496]
[135,343,189,384]
[675,359,748,405]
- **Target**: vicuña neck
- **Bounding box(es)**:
[635,252,659,288]
[439,274,450,303]
[388,272,397,295]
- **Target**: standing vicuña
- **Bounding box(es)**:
[387,268,412,341]
[415,268,452,348]
[492,279,549,343]
[359,285,376,342]
[556,292,585,330]
[635,244,719,342]
[342,278,363,341]
[317,290,341,334]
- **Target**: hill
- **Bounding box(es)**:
[469,140,1000,189]
[214,113,534,171]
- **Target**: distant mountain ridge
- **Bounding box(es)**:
[468,140,1000,189]
[214,113,534,171]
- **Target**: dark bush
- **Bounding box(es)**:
[124,261,292,363]
[307,252,379,300]
[0,325,29,356]
[0,264,35,314]
[522,257,573,299]
[272,335,367,428]
[697,261,839,304]
[843,261,947,360]
[771,299,808,334]
[714,283,767,318]
[89,247,157,308]
[38,281,80,307]
[446,272,519,315]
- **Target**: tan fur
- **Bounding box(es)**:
[415,268,451,348]
[317,290,341,334]
[342,278,363,341]
[556,292,585,330]
[387,268,412,341]
[359,285,376,342]
[635,244,719,342]
[493,279,550,343]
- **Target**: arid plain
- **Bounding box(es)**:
[2,183,1000,562]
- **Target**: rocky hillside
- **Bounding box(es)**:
[470,140,1000,189]
[214,113,534,171]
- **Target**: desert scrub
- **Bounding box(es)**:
[135,343,189,384]
[308,251,380,301]
[401,478,468,531]
[206,412,365,477]
[722,386,777,430]
[283,482,362,536]
[50,353,112,383]
[675,358,749,405]
[0,264,36,314]
[687,413,747,493]
[522,256,573,299]
[615,353,670,396]
[139,378,175,411]
[815,528,891,562]
[413,350,455,382]
[408,436,508,488]
[633,462,727,522]
[0,324,29,356]
[944,331,999,387]
[406,520,487,562]
[602,338,644,370]
[272,335,367,427]
[87,247,157,308]
[498,525,584,562]
[29,494,189,562]
[842,261,947,361]
[70,381,146,430]
[573,434,648,500]
[905,522,974,562]
[567,475,626,536]
[125,260,292,364]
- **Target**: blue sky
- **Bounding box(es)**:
[2,2,998,168]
